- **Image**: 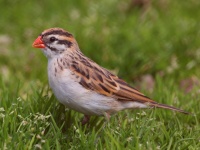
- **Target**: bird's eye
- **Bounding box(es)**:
[50,37,56,42]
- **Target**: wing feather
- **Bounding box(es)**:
[69,55,155,104]
[67,53,189,114]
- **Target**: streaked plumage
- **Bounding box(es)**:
[32,28,189,124]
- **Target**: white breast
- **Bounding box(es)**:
[47,57,148,116]
[47,58,119,116]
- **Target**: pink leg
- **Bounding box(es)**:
[104,112,111,122]
[81,115,91,125]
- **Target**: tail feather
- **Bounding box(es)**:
[149,102,190,114]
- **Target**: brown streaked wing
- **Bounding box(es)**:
[69,55,156,104]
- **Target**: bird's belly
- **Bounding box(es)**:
[48,66,118,116]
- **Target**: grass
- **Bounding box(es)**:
[0,0,200,149]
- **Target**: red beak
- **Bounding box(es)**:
[32,36,45,48]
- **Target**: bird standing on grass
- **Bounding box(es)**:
[32,28,189,125]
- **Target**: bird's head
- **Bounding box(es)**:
[32,28,78,58]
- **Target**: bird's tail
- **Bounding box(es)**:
[149,102,190,114]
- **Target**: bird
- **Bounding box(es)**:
[32,28,189,125]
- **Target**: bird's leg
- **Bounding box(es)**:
[81,115,91,125]
[103,112,111,122]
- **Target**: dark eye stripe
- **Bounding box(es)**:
[45,40,72,51]
[57,40,73,47]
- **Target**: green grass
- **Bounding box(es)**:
[0,0,200,149]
